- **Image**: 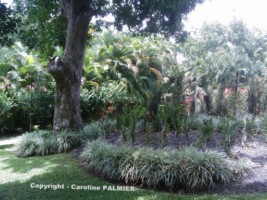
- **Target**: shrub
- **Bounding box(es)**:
[0,92,14,133]
[219,118,239,154]
[80,140,242,191]
[118,105,147,144]
[239,114,257,135]
[196,118,215,149]
[194,114,211,126]
[17,130,82,157]
[13,88,54,130]
[98,118,117,136]
[259,113,267,134]
[82,122,102,141]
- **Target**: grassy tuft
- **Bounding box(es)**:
[17,130,82,157]
[56,130,82,153]
[82,119,117,141]
[16,130,55,157]
[82,122,104,141]
[80,140,242,191]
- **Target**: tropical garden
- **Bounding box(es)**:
[1,0,267,199]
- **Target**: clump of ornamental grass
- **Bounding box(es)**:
[80,140,244,191]
[82,122,104,141]
[16,130,56,157]
[17,130,82,157]
[82,119,117,141]
[56,130,82,153]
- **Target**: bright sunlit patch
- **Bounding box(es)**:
[0,136,21,152]
[0,136,59,184]
[1,0,12,6]
[137,195,158,200]
[0,156,59,184]
[0,135,21,144]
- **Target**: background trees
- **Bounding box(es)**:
[180,20,267,116]
[0,2,19,46]
[0,43,54,133]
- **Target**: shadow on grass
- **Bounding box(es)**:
[0,144,14,150]
[1,154,60,173]
[1,172,267,200]
[0,153,176,200]
[0,146,206,200]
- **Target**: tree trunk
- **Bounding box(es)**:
[149,91,161,117]
[203,94,211,114]
[248,79,257,115]
[48,0,92,131]
[233,71,239,116]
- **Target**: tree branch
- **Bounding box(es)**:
[48,56,65,80]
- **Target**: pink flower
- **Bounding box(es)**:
[223,87,232,98]
[184,96,193,113]
[26,83,36,91]
[184,96,193,105]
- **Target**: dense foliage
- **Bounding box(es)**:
[0,43,54,133]
[13,0,67,57]
[110,0,204,41]
[180,20,267,116]
[0,3,19,46]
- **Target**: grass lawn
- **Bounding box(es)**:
[0,136,267,200]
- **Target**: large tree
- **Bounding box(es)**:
[43,0,204,131]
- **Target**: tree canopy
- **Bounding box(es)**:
[13,0,66,56]
[110,0,203,40]
[13,0,204,56]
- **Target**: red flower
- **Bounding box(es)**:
[184,96,193,105]
[184,96,193,113]
[107,106,115,113]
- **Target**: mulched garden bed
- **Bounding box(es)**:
[74,130,267,195]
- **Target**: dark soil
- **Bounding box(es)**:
[210,134,267,195]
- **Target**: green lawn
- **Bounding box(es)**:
[0,136,267,200]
